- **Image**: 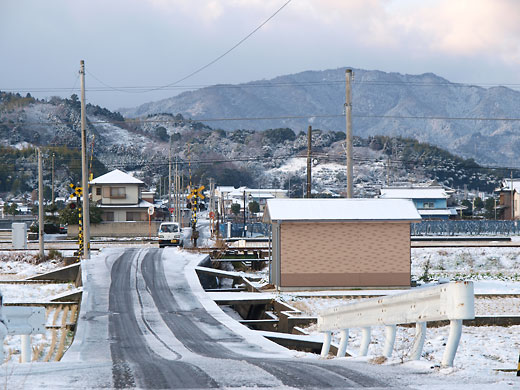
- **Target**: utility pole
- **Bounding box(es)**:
[79,60,90,259]
[168,136,172,222]
[174,157,178,223]
[51,153,55,206]
[38,148,44,259]
[243,190,246,237]
[511,171,515,220]
[345,69,353,198]
[306,125,312,198]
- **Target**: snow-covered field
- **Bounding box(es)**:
[0,252,63,280]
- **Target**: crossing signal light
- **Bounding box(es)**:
[69,202,76,210]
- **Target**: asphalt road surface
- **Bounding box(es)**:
[7,247,406,389]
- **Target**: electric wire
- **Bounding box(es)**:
[4,78,520,94]
[85,0,292,94]
[5,112,520,127]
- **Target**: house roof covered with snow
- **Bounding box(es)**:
[379,187,449,199]
[263,198,422,222]
[497,179,520,192]
[89,169,144,185]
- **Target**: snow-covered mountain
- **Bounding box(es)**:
[120,68,520,167]
[0,91,506,198]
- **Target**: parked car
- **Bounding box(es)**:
[158,222,184,248]
[30,222,62,234]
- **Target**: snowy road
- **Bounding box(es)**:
[5,247,401,389]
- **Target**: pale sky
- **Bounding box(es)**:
[1,0,519,110]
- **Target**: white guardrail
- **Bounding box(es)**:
[317,281,475,367]
[1,306,46,363]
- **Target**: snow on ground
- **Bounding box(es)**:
[0,252,64,279]
[412,247,520,282]
[0,283,74,303]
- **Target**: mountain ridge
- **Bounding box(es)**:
[119,67,520,167]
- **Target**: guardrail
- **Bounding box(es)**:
[411,220,520,236]
[317,281,475,367]
[1,306,46,363]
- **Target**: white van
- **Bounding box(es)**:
[158,222,184,248]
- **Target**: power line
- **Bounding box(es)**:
[5,112,520,127]
[4,78,520,95]
[86,0,292,94]
[1,150,518,177]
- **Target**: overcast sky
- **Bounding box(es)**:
[1,0,520,111]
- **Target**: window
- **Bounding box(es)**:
[160,224,179,233]
[103,211,114,221]
[422,202,435,209]
[109,187,126,199]
[96,187,101,196]
[126,211,144,221]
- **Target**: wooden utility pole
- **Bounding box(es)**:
[168,136,172,221]
[38,148,44,259]
[174,157,178,223]
[306,125,312,198]
[243,190,247,237]
[79,60,90,259]
[345,69,353,198]
[511,171,515,220]
[51,153,55,206]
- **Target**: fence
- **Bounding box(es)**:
[412,220,520,236]
[219,222,270,238]
[317,281,475,367]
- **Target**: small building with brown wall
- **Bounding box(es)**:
[263,198,422,290]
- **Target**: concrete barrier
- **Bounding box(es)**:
[67,221,162,238]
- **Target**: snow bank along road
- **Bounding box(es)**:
[4,247,404,389]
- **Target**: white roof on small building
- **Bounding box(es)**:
[379,187,449,199]
[498,179,520,192]
[228,187,287,198]
[418,208,458,216]
[264,198,422,222]
[90,169,144,185]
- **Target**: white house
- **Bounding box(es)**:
[379,186,457,220]
[90,169,153,222]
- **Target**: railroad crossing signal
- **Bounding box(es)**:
[69,183,83,198]
[187,186,205,227]
[187,185,205,200]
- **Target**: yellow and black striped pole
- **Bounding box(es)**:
[69,184,83,262]
[77,195,83,262]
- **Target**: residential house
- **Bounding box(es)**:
[495,179,520,220]
[263,198,422,290]
[90,169,153,222]
[378,186,457,220]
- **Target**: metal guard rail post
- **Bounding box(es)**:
[1,306,46,363]
[317,281,474,367]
